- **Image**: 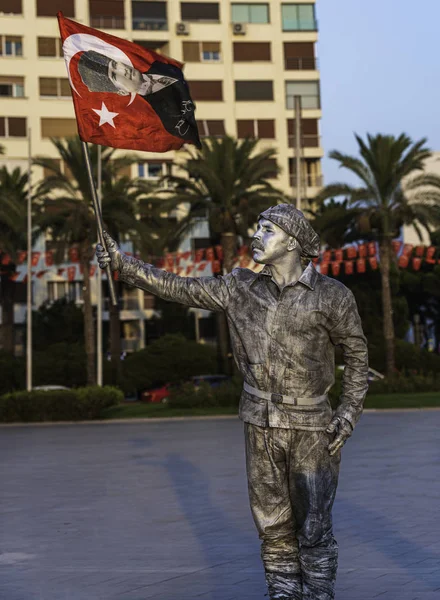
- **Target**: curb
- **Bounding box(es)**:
[1,408,440,428]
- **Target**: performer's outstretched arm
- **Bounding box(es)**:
[96,231,232,312]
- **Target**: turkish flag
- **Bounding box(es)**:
[57,13,201,152]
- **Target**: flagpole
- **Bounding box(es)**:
[26,128,32,391]
[96,145,103,386]
[80,141,117,306]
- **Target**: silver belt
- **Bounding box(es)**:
[243,382,328,406]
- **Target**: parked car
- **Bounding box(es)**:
[141,375,231,404]
[32,385,71,391]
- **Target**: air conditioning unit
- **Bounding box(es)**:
[232,22,246,35]
[176,22,190,35]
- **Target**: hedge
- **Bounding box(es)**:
[0,386,122,423]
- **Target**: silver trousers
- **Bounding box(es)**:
[244,423,341,600]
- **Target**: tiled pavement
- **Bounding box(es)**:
[0,411,439,600]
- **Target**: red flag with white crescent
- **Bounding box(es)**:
[57,13,201,152]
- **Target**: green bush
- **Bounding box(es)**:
[0,386,122,423]
[368,339,440,376]
[168,376,242,409]
[368,373,440,395]
[121,334,218,394]
[0,351,25,396]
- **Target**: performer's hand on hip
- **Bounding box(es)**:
[96,231,123,272]
[326,416,353,456]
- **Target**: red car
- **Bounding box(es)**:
[141,383,173,404]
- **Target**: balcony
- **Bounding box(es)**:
[286,95,320,110]
[132,17,168,31]
[284,57,317,71]
[288,134,320,148]
[90,16,125,29]
[121,338,141,352]
[289,174,323,188]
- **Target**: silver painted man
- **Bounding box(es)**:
[96,204,369,600]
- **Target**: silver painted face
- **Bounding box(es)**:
[251,218,293,265]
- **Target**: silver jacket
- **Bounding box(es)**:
[119,256,369,431]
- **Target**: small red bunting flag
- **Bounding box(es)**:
[215,245,223,261]
[197,261,209,272]
[358,244,367,258]
[346,246,357,259]
[331,262,341,276]
[369,256,378,270]
[212,260,221,273]
[357,258,366,273]
[89,265,97,277]
[398,255,409,268]
[17,251,27,264]
[426,247,436,264]
[368,242,376,256]
[205,247,215,261]
[412,257,422,271]
[36,270,49,278]
[68,247,79,262]
[320,263,329,275]
[67,266,76,281]
[194,249,204,262]
[344,261,354,275]
[415,246,424,258]
[1,254,11,266]
[402,244,413,256]
[322,250,332,262]
[31,252,41,267]
[334,249,343,262]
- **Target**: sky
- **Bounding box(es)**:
[317,0,440,186]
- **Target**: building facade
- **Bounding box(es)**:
[0,0,324,353]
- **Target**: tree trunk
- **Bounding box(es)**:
[81,252,96,386]
[109,279,121,386]
[379,238,396,378]
[0,274,15,354]
[221,231,237,274]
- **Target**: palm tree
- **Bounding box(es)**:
[150,135,284,373]
[314,133,440,378]
[306,198,363,249]
[0,166,28,354]
[153,135,284,272]
[34,136,153,385]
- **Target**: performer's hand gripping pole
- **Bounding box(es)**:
[81,141,118,307]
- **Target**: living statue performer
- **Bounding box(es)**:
[96,203,369,600]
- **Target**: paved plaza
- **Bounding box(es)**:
[1,411,439,600]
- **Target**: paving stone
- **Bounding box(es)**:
[0,412,439,599]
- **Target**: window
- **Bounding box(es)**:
[89,0,125,29]
[289,158,322,187]
[188,81,223,101]
[231,3,269,23]
[183,41,220,62]
[0,0,22,14]
[180,2,219,21]
[0,76,24,97]
[132,1,167,30]
[39,77,71,98]
[233,42,271,62]
[237,119,275,139]
[0,117,27,138]
[281,4,317,31]
[235,80,273,101]
[284,42,315,70]
[287,118,319,147]
[37,37,63,57]
[285,81,320,109]
[41,118,77,138]
[36,0,74,17]
[197,120,225,137]
[0,36,23,56]
[138,161,167,179]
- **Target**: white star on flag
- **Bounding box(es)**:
[92,103,119,128]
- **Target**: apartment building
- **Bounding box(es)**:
[0,0,324,353]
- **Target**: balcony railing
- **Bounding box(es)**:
[121,338,141,352]
[132,17,168,31]
[284,57,317,70]
[290,174,323,188]
[288,134,320,148]
[286,95,320,110]
[282,20,318,32]
[90,16,125,29]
